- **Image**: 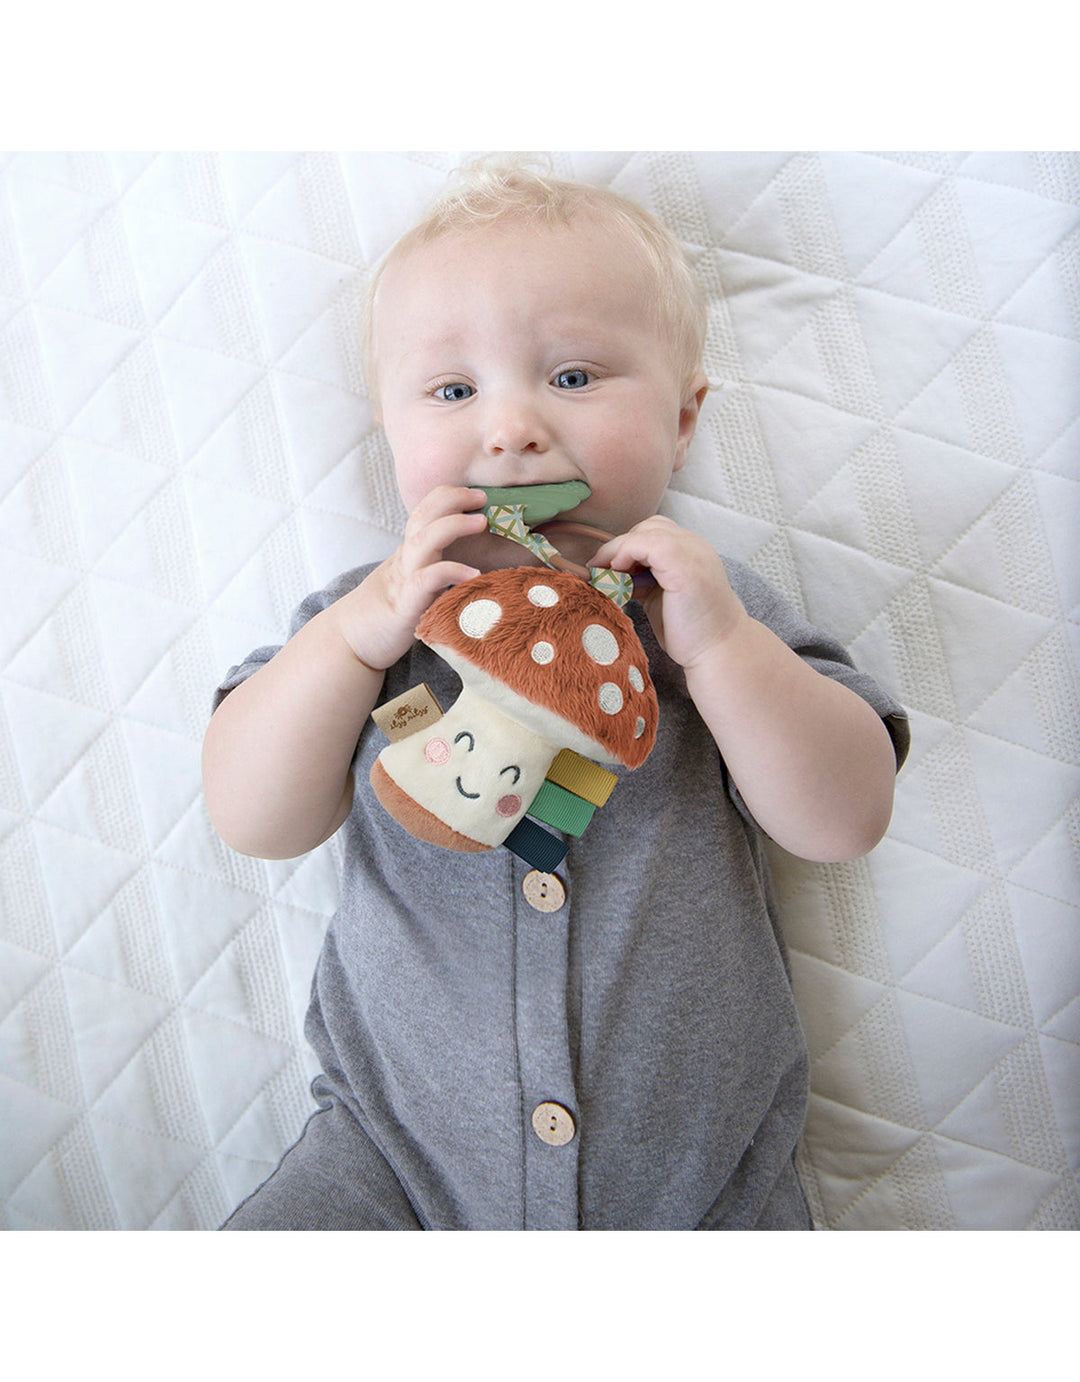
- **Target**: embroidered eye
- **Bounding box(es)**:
[500,764,522,786]
[553,368,590,390]
[433,382,474,402]
[454,731,476,752]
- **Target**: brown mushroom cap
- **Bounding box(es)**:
[416,567,658,769]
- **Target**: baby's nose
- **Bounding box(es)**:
[483,399,549,456]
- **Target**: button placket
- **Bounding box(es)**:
[513,858,579,1229]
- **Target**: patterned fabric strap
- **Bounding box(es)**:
[484,503,633,608]
[586,567,634,606]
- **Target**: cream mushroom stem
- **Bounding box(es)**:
[373,686,562,850]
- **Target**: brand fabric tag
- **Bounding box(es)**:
[372,683,443,741]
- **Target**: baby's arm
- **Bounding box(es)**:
[593,518,897,863]
[202,486,488,859]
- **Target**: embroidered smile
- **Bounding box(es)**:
[455,777,481,800]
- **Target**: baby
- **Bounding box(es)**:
[202,160,909,1230]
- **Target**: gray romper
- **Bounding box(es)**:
[216,558,909,1230]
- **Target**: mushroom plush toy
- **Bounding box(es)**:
[370,565,659,872]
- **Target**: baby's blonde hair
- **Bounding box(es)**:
[362,156,707,402]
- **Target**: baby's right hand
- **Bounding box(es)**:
[328,486,489,670]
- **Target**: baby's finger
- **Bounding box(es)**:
[595,519,710,585]
[414,560,482,597]
[401,509,489,574]
[407,485,488,531]
[591,526,668,575]
[395,560,482,629]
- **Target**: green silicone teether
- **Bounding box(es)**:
[479,481,591,526]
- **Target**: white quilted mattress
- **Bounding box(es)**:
[1,151,1077,1230]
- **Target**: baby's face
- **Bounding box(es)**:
[372,215,704,568]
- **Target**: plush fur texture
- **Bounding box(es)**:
[416,567,658,770]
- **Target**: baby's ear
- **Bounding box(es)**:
[674,374,710,469]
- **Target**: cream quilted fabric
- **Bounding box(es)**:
[1,152,1077,1229]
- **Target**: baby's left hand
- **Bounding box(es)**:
[591,517,746,670]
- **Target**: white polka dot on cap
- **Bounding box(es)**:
[527,585,559,607]
[598,683,623,715]
[458,599,502,638]
[582,624,619,665]
[531,641,555,664]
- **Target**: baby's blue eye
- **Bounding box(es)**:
[554,369,590,389]
[434,382,474,402]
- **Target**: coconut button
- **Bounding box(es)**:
[522,869,566,912]
[531,1102,576,1146]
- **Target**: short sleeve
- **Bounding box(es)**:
[723,557,911,771]
[211,564,376,712]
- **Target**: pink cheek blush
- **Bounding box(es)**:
[496,794,523,818]
[424,737,451,766]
